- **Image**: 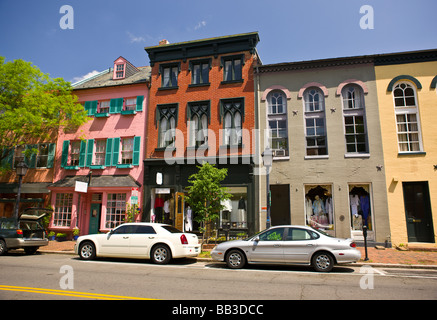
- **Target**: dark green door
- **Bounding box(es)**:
[403,182,434,243]
[89,203,101,234]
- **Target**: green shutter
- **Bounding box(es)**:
[84,101,98,116]
[1,148,14,169]
[110,98,123,114]
[112,137,120,166]
[46,143,56,168]
[61,141,70,168]
[25,144,37,169]
[105,138,113,166]
[86,139,94,167]
[79,140,87,167]
[132,136,141,166]
[136,95,144,111]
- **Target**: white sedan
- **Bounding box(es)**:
[75,223,200,264]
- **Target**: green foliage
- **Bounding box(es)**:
[0,56,89,168]
[185,162,231,238]
[125,203,139,223]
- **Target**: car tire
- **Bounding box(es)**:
[312,251,334,272]
[151,244,171,265]
[79,241,96,260]
[0,239,7,256]
[226,249,246,269]
[24,247,38,255]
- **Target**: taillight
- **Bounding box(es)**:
[16,229,23,235]
[180,234,188,245]
[350,242,356,248]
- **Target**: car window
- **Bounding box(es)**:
[285,228,313,241]
[0,220,16,230]
[258,228,285,241]
[112,225,135,234]
[134,225,156,234]
[161,225,183,233]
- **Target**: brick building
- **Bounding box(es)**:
[143,32,261,235]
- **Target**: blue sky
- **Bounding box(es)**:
[1,0,436,83]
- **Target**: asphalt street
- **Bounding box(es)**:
[0,252,436,301]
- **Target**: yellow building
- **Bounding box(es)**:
[374,50,437,247]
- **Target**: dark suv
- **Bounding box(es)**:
[0,207,52,255]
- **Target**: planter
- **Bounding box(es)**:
[49,236,55,241]
[73,235,79,241]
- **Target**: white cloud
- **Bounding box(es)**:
[71,70,101,84]
[127,31,146,43]
[194,20,207,30]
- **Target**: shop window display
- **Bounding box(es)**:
[349,185,372,231]
[219,187,247,229]
[305,185,334,231]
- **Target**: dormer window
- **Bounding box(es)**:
[115,63,125,79]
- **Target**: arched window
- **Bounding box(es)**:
[392,81,423,152]
[304,88,327,156]
[267,90,288,156]
[157,104,177,148]
[188,102,209,147]
[221,98,244,146]
[342,85,368,154]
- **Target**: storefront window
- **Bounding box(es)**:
[219,187,248,229]
[105,193,126,229]
[54,193,73,227]
[304,185,334,232]
[349,184,372,231]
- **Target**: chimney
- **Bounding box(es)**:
[159,39,170,45]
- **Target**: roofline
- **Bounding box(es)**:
[71,68,112,87]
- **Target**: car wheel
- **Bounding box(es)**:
[312,251,334,272]
[0,239,7,256]
[226,249,246,269]
[79,241,96,260]
[151,244,171,265]
[24,247,38,255]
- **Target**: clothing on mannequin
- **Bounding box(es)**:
[350,194,360,217]
[360,195,370,226]
[238,196,246,228]
[154,195,164,223]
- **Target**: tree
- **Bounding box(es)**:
[0,56,89,170]
[185,162,232,249]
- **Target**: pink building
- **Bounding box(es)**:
[48,57,150,237]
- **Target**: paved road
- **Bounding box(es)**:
[0,252,436,301]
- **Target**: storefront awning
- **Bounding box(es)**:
[0,183,51,194]
[48,175,141,189]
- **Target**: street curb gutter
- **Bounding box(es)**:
[39,251,437,270]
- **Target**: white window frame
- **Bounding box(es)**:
[303,88,327,157]
[392,81,423,153]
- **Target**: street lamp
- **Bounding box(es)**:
[261,147,273,229]
[14,160,28,226]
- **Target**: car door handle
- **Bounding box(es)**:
[148,237,155,239]
[123,236,129,239]
[273,244,281,247]
[307,244,315,246]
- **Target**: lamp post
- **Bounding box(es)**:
[262,147,273,229]
[14,160,29,227]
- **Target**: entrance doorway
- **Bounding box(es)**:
[403,182,434,243]
[270,185,290,226]
[89,203,101,234]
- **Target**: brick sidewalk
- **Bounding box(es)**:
[41,240,437,267]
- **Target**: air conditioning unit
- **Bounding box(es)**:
[274,149,286,157]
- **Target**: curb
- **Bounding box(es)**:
[41,250,437,270]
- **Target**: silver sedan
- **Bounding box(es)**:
[211,225,361,272]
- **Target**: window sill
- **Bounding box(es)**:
[398,151,426,156]
[89,165,105,169]
[188,83,210,88]
[64,166,79,170]
[95,112,109,118]
[116,164,133,169]
[158,86,179,91]
[273,156,290,161]
[155,147,175,152]
[219,144,244,149]
[220,79,243,85]
[304,155,329,160]
[344,153,370,158]
[121,110,136,115]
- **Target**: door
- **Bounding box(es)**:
[175,192,185,231]
[282,228,317,264]
[248,227,285,263]
[129,225,158,257]
[88,203,101,234]
[403,182,434,243]
[270,185,291,225]
[99,224,133,256]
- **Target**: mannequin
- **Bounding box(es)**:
[154,194,164,223]
[185,206,193,232]
[238,196,246,228]
[163,198,170,223]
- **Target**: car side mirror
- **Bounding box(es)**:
[254,236,260,242]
